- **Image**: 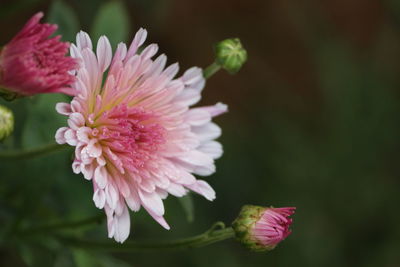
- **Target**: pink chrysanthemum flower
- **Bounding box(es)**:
[55,29,227,242]
[232,205,296,251]
[0,12,76,96]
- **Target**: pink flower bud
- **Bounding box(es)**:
[232,205,296,252]
[0,12,76,98]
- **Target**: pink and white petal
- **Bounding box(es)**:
[193,164,216,176]
[115,197,125,216]
[138,190,164,216]
[70,99,83,113]
[192,122,222,142]
[94,166,108,189]
[68,112,85,130]
[115,176,130,198]
[55,127,69,144]
[125,189,141,211]
[80,146,94,164]
[163,63,179,80]
[96,156,107,166]
[96,36,112,72]
[139,177,156,193]
[118,42,129,60]
[152,172,170,189]
[184,109,211,126]
[197,102,228,117]
[106,211,116,238]
[182,67,203,85]
[176,171,196,185]
[147,54,167,76]
[55,103,72,115]
[186,180,216,201]
[72,160,82,174]
[76,31,93,51]
[189,78,205,91]
[93,188,106,209]
[140,44,158,60]
[174,88,201,106]
[166,183,187,197]
[126,28,147,59]
[156,188,168,199]
[105,183,119,210]
[64,129,78,146]
[87,139,102,158]
[144,208,170,230]
[198,141,223,159]
[76,127,91,143]
[177,150,213,167]
[70,43,82,59]
[76,69,91,97]
[113,205,130,243]
[81,162,95,180]
[81,48,100,88]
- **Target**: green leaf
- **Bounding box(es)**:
[47,0,80,42]
[73,249,98,267]
[91,0,130,48]
[73,250,131,267]
[21,94,69,148]
[54,250,75,267]
[19,242,58,267]
[178,194,194,223]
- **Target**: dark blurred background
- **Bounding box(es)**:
[1,0,400,266]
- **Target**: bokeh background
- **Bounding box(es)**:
[1,0,400,266]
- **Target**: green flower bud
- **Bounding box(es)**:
[0,105,14,141]
[215,38,247,74]
[232,205,295,252]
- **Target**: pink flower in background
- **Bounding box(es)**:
[55,29,227,242]
[0,12,76,96]
[252,207,296,249]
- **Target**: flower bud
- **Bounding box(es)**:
[0,105,14,141]
[232,205,295,252]
[215,38,247,74]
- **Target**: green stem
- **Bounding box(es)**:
[203,62,221,79]
[0,143,70,160]
[60,222,235,252]
[19,214,104,236]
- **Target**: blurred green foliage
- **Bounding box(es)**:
[178,194,195,223]
[1,0,400,266]
[91,1,130,48]
[48,0,80,42]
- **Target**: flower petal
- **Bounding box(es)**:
[55,103,72,115]
[139,190,164,216]
[97,36,112,72]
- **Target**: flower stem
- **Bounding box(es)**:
[0,143,70,160]
[203,62,221,80]
[60,222,235,252]
[19,214,104,236]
